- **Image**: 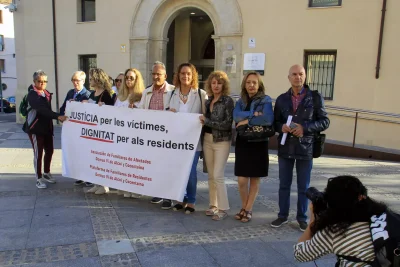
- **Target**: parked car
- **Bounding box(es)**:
[0,98,16,113]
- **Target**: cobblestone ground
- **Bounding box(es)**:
[1,114,399,267]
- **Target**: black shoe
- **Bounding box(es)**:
[74,180,85,186]
[150,197,163,204]
[270,217,288,228]
[298,221,308,232]
[84,182,93,187]
[161,199,173,210]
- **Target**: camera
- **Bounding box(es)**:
[306,187,327,214]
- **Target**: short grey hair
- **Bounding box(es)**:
[71,71,86,80]
[152,61,166,71]
[33,70,47,81]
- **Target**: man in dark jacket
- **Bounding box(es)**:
[59,71,92,116]
[271,65,330,231]
[25,70,67,189]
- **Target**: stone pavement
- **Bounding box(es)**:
[1,113,400,267]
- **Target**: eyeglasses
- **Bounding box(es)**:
[125,76,135,81]
[71,79,83,82]
[36,80,48,84]
[115,79,122,83]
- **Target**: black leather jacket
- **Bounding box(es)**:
[204,95,234,142]
[274,87,330,160]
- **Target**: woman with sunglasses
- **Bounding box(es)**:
[85,68,115,195]
[114,68,145,198]
[113,73,124,96]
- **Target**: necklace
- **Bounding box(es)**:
[179,90,189,101]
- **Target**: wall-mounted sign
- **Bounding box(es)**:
[120,44,126,53]
[243,53,265,75]
[225,55,237,74]
[309,0,342,8]
[248,38,255,48]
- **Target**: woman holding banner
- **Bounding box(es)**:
[169,63,207,214]
[84,68,114,195]
[199,71,234,220]
[114,68,144,198]
[233,71,274,222]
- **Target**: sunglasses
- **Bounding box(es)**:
[125,76,135,81]
[36,80,48,84]
[115,79,122,83]
[71,79,83,82]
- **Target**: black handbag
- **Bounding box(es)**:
[237,98,275,141]
[311,90,326,158]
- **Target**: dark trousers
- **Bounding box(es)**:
[28,133,54,179]
[278,157,313,222]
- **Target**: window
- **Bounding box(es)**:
[309,0,342,8]
[79,55,97,89]
[304,51,337,100]
[78,0,96,22]
[0,59,5,73]
[0,35,4,51]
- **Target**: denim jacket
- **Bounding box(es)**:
[233,95,274,127]
[204,95,234,142]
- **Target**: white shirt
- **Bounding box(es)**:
[178,89,194,113]
[114,98,140,108]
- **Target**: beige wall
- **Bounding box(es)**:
[12,0,399,151]
[237,0,399,114]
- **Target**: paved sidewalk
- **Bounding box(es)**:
[1,115,400,267]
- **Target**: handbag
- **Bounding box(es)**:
[311,90,326,158]
[237,98,275,141]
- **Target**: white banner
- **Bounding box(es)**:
[62,102,202,201]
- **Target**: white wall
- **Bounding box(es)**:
[0,4,17,99]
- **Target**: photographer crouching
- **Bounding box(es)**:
[294,175,391,266]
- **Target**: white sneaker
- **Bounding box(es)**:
[131,193,141,199]
[123,192,131,198]
[36,178,47,189]
[95,186,109,195]
[87,185,99,193]
[43,173,56,184]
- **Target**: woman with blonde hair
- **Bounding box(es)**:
[85,68,115,195]
[114,68,144,198]
[199,71,234,220]
[233,71,274,222]
[169,63,207,213]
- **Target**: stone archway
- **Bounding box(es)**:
[130,0,243,91]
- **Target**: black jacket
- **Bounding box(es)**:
[274,86,330,160]
[60,87,92,115]
[25,89,59,135]
[204,95,234,142]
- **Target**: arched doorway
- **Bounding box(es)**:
[165,8,215,88]
[130,0,243,93]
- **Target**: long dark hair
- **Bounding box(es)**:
[311,175,388,236]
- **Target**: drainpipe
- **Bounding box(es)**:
[375,0,387,79]
[51,0,60,115]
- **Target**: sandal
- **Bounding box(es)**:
[241,210,252,223]
[235,208,245,220]
[212,211,228,221]
[184,207,195,214]
[205,206,218,216]
[172,203,185,211]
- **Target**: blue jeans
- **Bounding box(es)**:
[278,157,313,222]
[183,151,201,204]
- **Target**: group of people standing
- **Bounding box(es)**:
[24,62,329,229]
